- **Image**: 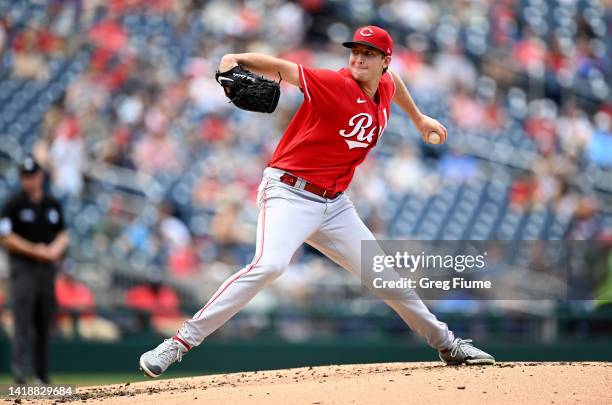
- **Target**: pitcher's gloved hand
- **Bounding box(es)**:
[215,65,281,113]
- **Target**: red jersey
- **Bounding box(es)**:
[268,65,396,193]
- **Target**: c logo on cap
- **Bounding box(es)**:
[359,27,374,37]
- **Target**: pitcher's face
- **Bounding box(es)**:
[348,44,390,83]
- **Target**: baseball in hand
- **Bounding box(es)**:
[427,131,441,144]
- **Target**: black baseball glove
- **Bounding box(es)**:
[215,65,280,113]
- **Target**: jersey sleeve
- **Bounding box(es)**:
[53,200,67,232]
[298,65,346,104]
[0,197,15,237]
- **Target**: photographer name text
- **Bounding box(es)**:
[373,277,492,291]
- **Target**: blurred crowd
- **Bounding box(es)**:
[0,0,611,341]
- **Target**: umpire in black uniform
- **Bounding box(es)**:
[0,156,69,384]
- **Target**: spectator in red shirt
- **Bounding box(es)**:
[509,172,539,210]
[55,270,120,341]
[125,278,183,335]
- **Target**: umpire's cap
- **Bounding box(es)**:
[19,155,41,175]
[343,26,393,56]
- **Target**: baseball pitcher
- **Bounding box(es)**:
[139,26,494,378]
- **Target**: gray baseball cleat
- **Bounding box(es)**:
[139,338,186,378]
[439,338,495,365]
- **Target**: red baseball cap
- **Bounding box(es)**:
[342,26,393,56]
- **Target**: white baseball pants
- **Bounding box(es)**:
[176,168,454,351]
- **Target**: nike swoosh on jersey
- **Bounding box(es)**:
[217,77,234,83]
[357,98,366,104]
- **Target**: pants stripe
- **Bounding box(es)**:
[191,179,270,321]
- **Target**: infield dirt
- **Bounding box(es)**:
[8,361,611,404]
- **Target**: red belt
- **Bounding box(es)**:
[279,173,341,199]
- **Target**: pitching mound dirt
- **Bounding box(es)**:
[13,362,612,404]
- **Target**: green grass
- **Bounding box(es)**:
[0,372,196,386]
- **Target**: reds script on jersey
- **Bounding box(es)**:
[269,65,396,194]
